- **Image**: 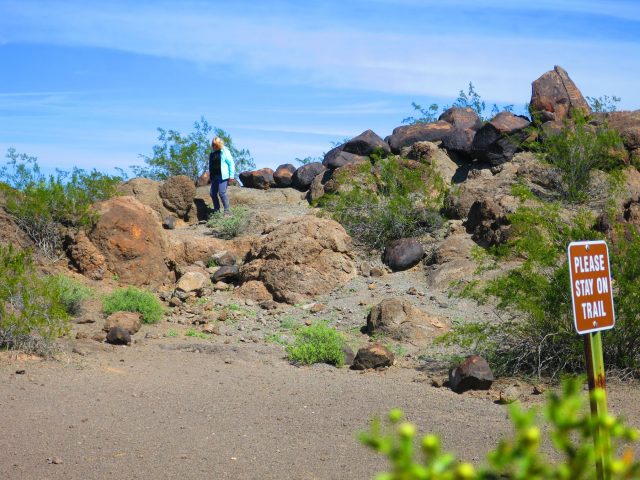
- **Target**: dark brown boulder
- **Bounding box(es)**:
[249,168,275,190]
[211,265,240,284]
[387,121,453,154]
[307,169,333,204]
[351,344,394,370]
[383,238,424,271]
[441,128,476,157]
[471,112,530,165]
[439,107,482,130]
[343,129,390,156]
[89,196,169,286]
[530,65,591,123]
[106,326,131,346]
[292,162,326,191]
[464,199,511,247]
[159,175,196,220]
[449,355,494,393]
[239,170,254,188]
[273,164,296,187]
[323,150,368,170]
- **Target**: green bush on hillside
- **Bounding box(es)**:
[361,377,640,479]
[320,154,445,251]
[285,321,346,367]
[0,148,122,259]
[443,194,640,378]
[206,206,249,239]
[102,286,164,324]
[0,245,70,352]
[46,274,93,316]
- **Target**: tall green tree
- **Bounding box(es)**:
[134,117,255,182]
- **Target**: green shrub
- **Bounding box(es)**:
[360,378,640,479]
[102,286,164,324]
[320,156,445,251]
[46,274,93,316]
[0,148,121,259]
[538,111,626,202]
[285,321,346,366]
[443,196,640,378]
[206,206,249,239]
[0,245,70,351]
[185,328,208,339]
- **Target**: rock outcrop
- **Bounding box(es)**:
[159,175,196,220]
[530,65,591,123]
[366,298,446,344]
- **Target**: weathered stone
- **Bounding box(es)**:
[351,344,394,370]
[106,326,131,346]
[163,216,177,230]
[342,129,390,156]
[89,196,170,286]
[307,169,333,204]
[604,110,640,151]
[441,128,476,157]
[471,112,530,165]
[211,265,240,284]
[366,298,446,343]
[117,178,169,219]
[159,175,196,219]
[387,121,453,154]
[383,238,424,271]
[240,169,275,190]
[240,216,355,304]
[65,230,107,280]
[292,163,326,191]
[176,271,208,295]
[323,159,373,195]
[530,65,591,123]
[464,198,511,247]
[323,150,368,170]
[449,355,494,393]
[103,312,142,335]
[196,171,210,187]
[439,107,482,130]
[273,164,297,188]
[212,251,236,266]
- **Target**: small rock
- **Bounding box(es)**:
[72,347,88,356]
[75,332,88,340]
[532,384,546,395]
[245,299,255,307]
[103,311,142,335]
[370,267,385,277]
[162,216,177,230]
[48,456,63,465]
[310,303,325,313]
[406,287,418,295]
[449,355,494,393]
[15,369,26,375]
[497,385,522,404]
[213,281,230,291]
[169,297,183,308]
[431,378,444,388]
[106,326,131,346]
[368,283,376,290]
[351,344,394,370]
[202,323,220,335]
[304,320,313,326]
[91,333,105,342]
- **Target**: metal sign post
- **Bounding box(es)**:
[568,240,615,480]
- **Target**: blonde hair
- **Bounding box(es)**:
[212,137,224,149]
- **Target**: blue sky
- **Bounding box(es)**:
[1,0,639,175]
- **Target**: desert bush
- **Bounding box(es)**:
[206,206,249,239]
[537,111,626,202]
[134,117,255,182]
[443,194,640,378]
[102,286,164,324]
[285,321,346,366]
[361,377,640,479]
[0,148,121,259]
[46,274,93,316]
[0,245,70,351]
[320,156,445,251]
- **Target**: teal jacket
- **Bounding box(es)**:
[209,146,235,181]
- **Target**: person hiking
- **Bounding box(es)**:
[209,136,235,215]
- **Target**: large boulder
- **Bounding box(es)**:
[103,312,142,335]
[530,65,591,123]
[117,178,169,219]
[241,168,276,190]
[439,107,482,130]
[449,355,494,393]
[471,112,531,165]
[292,162,326,191]
[383,238,424,271]
[366,298,446,344]
[441,128,476,158]
[386,121,453,154]
[66,230,107,280]
[323,150,368,170]
[240,216,356,304]
[307,169,334,204]
[343,129,390,156]
[273,164,297,188]
[159,175,196,219]
[89,196,170,286]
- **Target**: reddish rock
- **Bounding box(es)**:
[117,178,168,218]
[387,121,453,154]
[241,168,275,190]
[273,164,296,188]
[89,196,169,286]
[530,65,591,123]
[351,344,394,370]
[66,230,107,280]
[103,312,142,335]
[439,107,482,130]
[159,175,196,220]
[342,129,390,156]
[449,355,494,393]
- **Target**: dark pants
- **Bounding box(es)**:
[210,175,230,213]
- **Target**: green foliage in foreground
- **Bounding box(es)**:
[361,378,640,479]
[537,111,626,202]
[102,286,164,324]
[319,154,445,251]
[206,206,249,239]
[285,321,346,367]
[0,246,70,347]
[134,116,255,182]
[0,149,122,259]
[444,195,640,378]
[46,274,93,316]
